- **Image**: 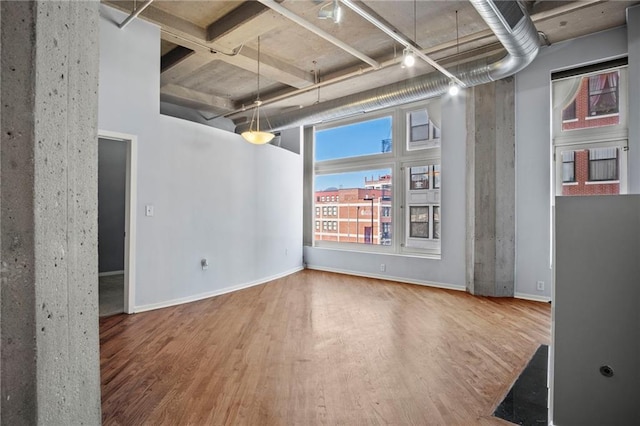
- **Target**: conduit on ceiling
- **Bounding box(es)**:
[235,0,539,134]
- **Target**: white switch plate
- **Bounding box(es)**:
[145,205,154,217]
[380,263,386,272]
[536,281,544,291]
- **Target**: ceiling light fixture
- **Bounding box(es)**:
[318,0,342,24]
[241,36,275,145]
[448,80,460,96]
[402,48,415,68]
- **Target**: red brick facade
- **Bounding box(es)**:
[562,150,619,196]
[562,74,619,131]
[314,176,392,245]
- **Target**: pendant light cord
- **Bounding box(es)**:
[257,36,261,102]
[413,0,416,44]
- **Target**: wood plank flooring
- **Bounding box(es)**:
[100,270,551,425]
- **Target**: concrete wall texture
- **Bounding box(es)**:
[1,1,101,424]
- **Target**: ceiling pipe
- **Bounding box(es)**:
[236,0,539,134]
[340,0,465,88]
[255,0,380,69]
[118,0,155,29]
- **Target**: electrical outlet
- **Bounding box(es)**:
[145,205,154,217]
[380,263,386,272]
[536,281,544,291]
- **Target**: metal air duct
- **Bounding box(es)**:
[235,0,539,133]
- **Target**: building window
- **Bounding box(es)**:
[562,100,576,121]
[409,206,429,238]
[332,221,337,231]
[433,206,440,240]
[382,206,391,217]
[315,221,320,230]
[433,164,441,189]
[589,147,618,181]
[562,151,575,182]
[315,207,320,216]
[409,110,429,142]
[409,166,429,190]
[332,206,337,215]
[588,71,619,117]
[406,105,441,150]
[322,206,327,215]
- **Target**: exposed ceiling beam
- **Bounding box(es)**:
[160,53,213,88]
[256,0,380,69]
[161,46,195,73]
[106,1,315,89]
[161,84,237,113]
[104,0,205,39]
[206,2,286,50]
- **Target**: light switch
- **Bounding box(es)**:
[145,205,154,217]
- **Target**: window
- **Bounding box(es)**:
[315,221,320,230]
[410,166,429,190]
[409,110,429,142]
[562,151,575,183]
[433,165,441,189]
[322,206,327,215]
[315,116,393,161]
[323,221,328,230]
[562,100,576,121]
[552,62,628,197]
[406,105,441,150]
[589,147,618,181]
[410,206,429,238]
[315,207,320,216]
[588,71,618,117]
[311,101,441,257]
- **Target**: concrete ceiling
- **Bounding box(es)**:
[104,0,638,128]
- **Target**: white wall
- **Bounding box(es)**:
[98,5,303,311]
[515,27,630,299]
[304,92,468,290]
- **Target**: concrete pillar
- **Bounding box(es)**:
[628,5,640,193]
[1,1,101,424]
[465,78,516,297]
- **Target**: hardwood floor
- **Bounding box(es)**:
[100,270,551,425]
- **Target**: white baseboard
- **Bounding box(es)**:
[99,270,125,277]
[515,292,552,303]
[133,266,304,314]
[305,265,465,292]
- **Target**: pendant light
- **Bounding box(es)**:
[241,36,275,145]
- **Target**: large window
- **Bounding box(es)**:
[311,100,441,257]
[552,63,628,197]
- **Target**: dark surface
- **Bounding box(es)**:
[494,344,548,425]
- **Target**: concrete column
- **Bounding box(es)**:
[628,5,640,193]
[465,78,516,297]
[1,1,101,424]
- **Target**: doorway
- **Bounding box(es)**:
[98,131,137,315]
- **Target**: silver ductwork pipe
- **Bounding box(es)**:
[236,0,539,133]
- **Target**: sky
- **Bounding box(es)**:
[315,116,392,190]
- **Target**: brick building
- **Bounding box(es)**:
[560,69,622,196]
[314,175,392,245]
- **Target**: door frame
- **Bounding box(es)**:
[98,130,137,314]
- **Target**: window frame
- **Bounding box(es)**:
[310,99,442,258]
